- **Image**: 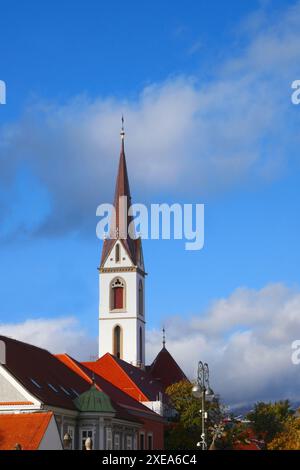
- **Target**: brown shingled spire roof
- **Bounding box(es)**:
[100,122,139,267]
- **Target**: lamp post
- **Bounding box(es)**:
[192,361,214,450]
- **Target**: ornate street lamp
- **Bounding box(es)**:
[192,361,214,450]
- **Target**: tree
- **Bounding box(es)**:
[165,380,222,449]
[268,416,300,450]
[247,400,294,444]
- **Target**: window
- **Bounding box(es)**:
[81,429,93,450]
[114,287,123,309]
[67,425,75,450]
[48,383,58,393]
[139,327,143,365]
[30,378,42,388]
[140,432,145,450]
[106,428,112,450]
[126,435,133,450]
[114,433,120,450]
[139,280,143,315]
[60,385,70,396]
[147,434,153,450]
[115,244,120,262]
[110,278,125,310]
[113,325,122,359]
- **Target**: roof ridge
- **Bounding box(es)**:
[0,334,52,355]
[57,354,95,387]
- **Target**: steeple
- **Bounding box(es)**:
[100,119,137,267]
[98,121,146,367]
[112,117,132,237]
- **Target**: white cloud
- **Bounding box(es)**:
[1,283,300,408]
[1,2,300,236]
[0,317,97,360]
[147,283,300,407]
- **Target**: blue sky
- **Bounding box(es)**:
[1,0,300,403]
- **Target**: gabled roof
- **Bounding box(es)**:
[148,347,188,390]
[100,133,139,267]
[0,412,53,450]
[0,336,143,424]
[0,335,89,410]
[83,353,164,402]
[56,353,163,424]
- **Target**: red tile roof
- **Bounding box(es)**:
[148,347,188,390]
[0,335,152,425]
[83,353,164,402]
[233,428,262,450]
[234,441,260,450]
[56,354,163,424]
[0,401,34,406]
[0,412,53,450]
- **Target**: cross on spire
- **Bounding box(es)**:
[120,115,125,140]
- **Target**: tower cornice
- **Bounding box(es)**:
[98,266,147,276]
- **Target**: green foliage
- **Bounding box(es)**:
[268,416,300,450]
[247,400,294,444]
[165,380,222,450]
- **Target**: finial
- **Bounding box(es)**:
[120,114,125,140]
[162,327,166,348]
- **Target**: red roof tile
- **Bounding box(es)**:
[0,401,34,406]
[0,412,53,450]
[83,353,164,402]
[0,335,148,425]
[56,354,163,424]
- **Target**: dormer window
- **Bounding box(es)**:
[115,244,120,263]
[110,277,126,311]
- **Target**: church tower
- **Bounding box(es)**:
[98,123,146,367]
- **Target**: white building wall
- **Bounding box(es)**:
[39,415,63,450]
[99,241,146,366]
[141,400,164,416]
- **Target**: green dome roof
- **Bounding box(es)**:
[74,385,116,413]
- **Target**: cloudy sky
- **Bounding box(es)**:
[0,0,300,407]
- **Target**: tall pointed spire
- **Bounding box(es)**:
[100,119,137,267]
[112,116,132,238]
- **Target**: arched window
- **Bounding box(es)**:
[113,325,122,359]
[110,278,125,311]
[115,244,120,263]
[139,327,143,364]
[138,280,143,316]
